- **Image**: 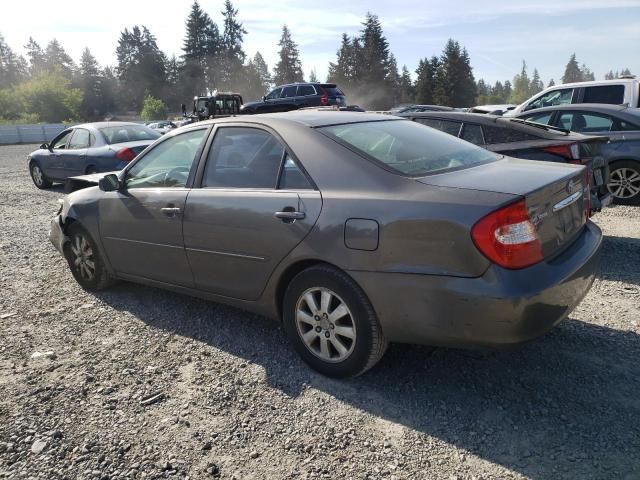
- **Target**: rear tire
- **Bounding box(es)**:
[63,223,114,291]
[30,162,52,189]
[282,265,388,378]
[608,160,640,206]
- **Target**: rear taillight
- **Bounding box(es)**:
[471,199,543,269]
[116,147,136,162]
[319,86,329,106]
[583,168,592,218]
[543,142,582,163]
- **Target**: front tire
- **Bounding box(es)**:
[608,160,640,206]
[63,223,114,291]
[30,162,52,189]
[283,265,387,378]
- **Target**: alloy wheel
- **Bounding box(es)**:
[295,287,356,363]
[70,233,96,281]
[608,167,640,199]
[31,165,43,186]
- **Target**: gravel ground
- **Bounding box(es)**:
[1,143,639,480]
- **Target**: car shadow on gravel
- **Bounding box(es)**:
[601,234,640,286]
[93,283,640,480]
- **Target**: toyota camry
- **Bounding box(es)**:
[49,111,602,377]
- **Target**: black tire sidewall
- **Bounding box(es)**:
[283,267,378,378]
[63,224,108,291]
[609,160,640,206]
[30,162,50,189]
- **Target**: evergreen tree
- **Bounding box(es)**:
[44,39,76,80]
[387,53,401,105]
[182,1,220,93]
[604,70,616,80]
[359,12,392,109]
[580,63,595,81]
[273,25,304,85]
[78,48,102,119]
[530,68,544,96]
[100,66,118,114]
[562,53,582,83]
[308,68,318,83]
[547,78,556,87]
[24,37,46,76]
[620,68,632,76]
[433,40,475,107]
[398,65,414,105]
[165,55,183,112]
[116,25,167,110]
[219,0,246,89]
[0,33,27,87]
[252,52,271,93]
[414,56,437,105]
[511,60,531,103]
[503,80,512,102]
[328,34,355,89]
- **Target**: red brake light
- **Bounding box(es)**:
[543,143,582,162]
[319,86,329,106]
[471,199,543,269]
[116,147,136,162]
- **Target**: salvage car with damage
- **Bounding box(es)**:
[49,112,602,377]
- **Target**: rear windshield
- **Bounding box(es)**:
[100,125,161,144]
[320,120,497,176]
[321,84,344,96]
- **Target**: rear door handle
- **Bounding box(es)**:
[275,210,305,221]
[161,207,181,215]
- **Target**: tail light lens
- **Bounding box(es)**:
[116,147,136,162]
[319,86,329,106]
[583,168,592,218]
[543,143,584,163]
[471,199,543,269]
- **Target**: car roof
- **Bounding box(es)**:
[515,103,637,115]
[398,111,504,124]
[544,78,638,89]
[198,111,399,128]
[73,121,146,129]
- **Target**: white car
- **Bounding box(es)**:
[146,121,177,134]
[505,77,640,117]
[468,104,516,115]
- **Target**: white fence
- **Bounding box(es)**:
[0,124,68,145]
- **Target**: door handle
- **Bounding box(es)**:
[275,210,305,221]
[161,207,181,215]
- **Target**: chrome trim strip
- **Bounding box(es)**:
[185,247,265,262]
[103,237,184,249]
[553,191,582,212]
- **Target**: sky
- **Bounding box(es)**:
[2,0,640,86]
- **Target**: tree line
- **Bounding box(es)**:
[0,1,635,122]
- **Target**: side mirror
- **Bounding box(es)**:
[262,96,267,102]
[98,174,120,192]
[40,142,51,151]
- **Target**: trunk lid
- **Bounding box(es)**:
[108,140,153,156]
[418,157,588,259]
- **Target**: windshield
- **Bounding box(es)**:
[320,120,497,176]
[100,125,161,144]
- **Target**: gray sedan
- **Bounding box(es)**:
[28,122,161,189]
[49,112,602,377]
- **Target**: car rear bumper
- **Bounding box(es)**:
[349,221,602,348]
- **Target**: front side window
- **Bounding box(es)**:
[281,86,298,98]
[125,129,207,189]
[320,120,497,177]
[203,127,285,189]
[528,88,573,110]
[414,118,462,136]
[265,88,282,100]
[100,125,160,144]
[583,85,624,104]
[51,130,72,149]
[68,129,91,149]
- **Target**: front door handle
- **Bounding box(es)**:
[275,210,305,221]
[161,207,181,215]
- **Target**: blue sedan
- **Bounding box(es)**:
[28,122,161,189]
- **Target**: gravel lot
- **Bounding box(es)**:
[1,143,639,480]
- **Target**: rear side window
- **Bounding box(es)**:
[320,84,344,96]
[483,126,539,144]
[68,129,91,149]
[583,85,624,104]
[279,154,313,189]
[558,112,614,132]
[615,118,640,131]
[281,86,298,98]
[525,112,553,125]
[297,85,316,96]
[203,127,285,189]
[320,120,497,177]
[100,125,161,144]
[414,118,462,136]
[460,123,484,145]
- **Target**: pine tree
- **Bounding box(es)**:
[387,53,401,105]
[503,80,512,100]
[0,33,27,87]
[511,60,531,103]
[433,40,475,107]
[252,52,271,93]
[116,25,167,109]
[620,68,632,76]
[604,70,616,80]
[398,65,414,105]
[562,53,582,83]
[414,58,435,104]
[530,68,544,96]
[547,78,556,87]
[273,25,304,85]
[219,0,246,89]
[24,37,46,76]
[182,0,220,93]
[359,13,392,109]
[308,68,318,83]
[580,63,595,81]
[78,48,102,119]
[44,39,76,80]
[328,34,355,88]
